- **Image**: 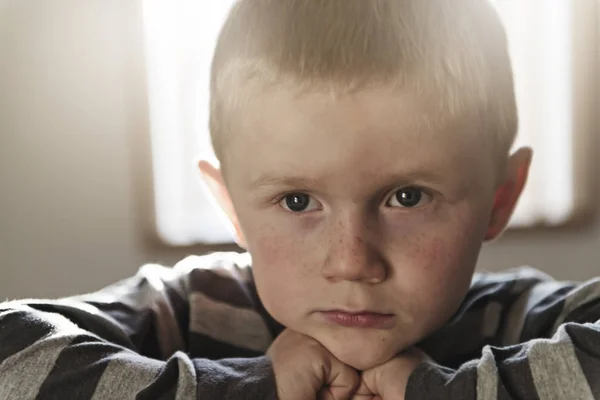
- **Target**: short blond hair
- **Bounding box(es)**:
[209,0,518,169]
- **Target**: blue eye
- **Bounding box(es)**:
[387,187,431,208]
[280,193,320,213]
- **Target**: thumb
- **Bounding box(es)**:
[318,357,361,400]
[355,379,375,397]
[356,367,379,398]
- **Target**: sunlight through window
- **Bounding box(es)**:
[143,0,594,245]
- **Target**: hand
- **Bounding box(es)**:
[267,329,362,400]
[352,347,430,400]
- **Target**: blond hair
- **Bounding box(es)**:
[209,0,518,169]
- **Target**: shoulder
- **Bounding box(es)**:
[133,251,265,325]
[471,266,600,340]
[74,251,255,307]
[174,252,280,354]
[172,252,257,305]
[174,251,254,284]
[470,266,556,291]
[469,266,600,309]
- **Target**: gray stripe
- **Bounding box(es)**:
[0,306,55,362]
[482,302,503,338]
[550,278,600,333]
[90,352,162,400]
[0,313,81,400]
[567,323,600,397]
[573,347,600,398]
[529,326,594,400]
[190,292,272,352]
[502,281,571,346]
[76,264,187,358]
[476,346,498,400]
[174,354,197,399]
[150,291,186,359]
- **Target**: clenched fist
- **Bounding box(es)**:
[352,347,430,400]
[267,329,362,400]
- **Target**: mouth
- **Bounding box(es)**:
[319,310,396,329]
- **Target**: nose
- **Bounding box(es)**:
[321,214,387,284]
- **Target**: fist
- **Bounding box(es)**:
[267,329,361,400]
[353,347,430,400]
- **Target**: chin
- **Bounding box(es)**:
[316,332,402,371]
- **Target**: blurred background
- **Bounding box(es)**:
[0,0,598,299]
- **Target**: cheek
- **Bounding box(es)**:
[402,205,487,283]
[396,224,483,323]
[247,224,309,275]
[243,211,322,279]
[407,234,474,275]
[243,221,320,322]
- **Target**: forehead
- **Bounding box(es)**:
[225,86,492,194]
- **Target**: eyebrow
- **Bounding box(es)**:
[248,170,449,192]
[249,175,321,191]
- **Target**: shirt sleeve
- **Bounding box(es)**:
[0,257,278,400]
[406,269,600,399]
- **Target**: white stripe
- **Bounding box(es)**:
[174,354,197,399]
[0,312,83,400]
[472,267,553,287]
[190,292,272,352]
[502,281,571,345]
[550,278,600,333]
[528,326,594,400]
[90,352,162,400]
[175,253,254,283]
[476,346,499,400]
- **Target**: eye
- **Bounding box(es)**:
[280,193,321,213]
[386,187,432,208]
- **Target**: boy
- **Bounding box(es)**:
[1,0,599,399]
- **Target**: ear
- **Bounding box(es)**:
[197,159,247,248]
[484,147,533,241]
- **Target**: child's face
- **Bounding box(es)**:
[213,86,519,370]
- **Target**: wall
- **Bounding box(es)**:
[0,0,598,299]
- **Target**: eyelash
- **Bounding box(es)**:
[275,192,321,213]
[386,186,433,209]
[275,187,434,213]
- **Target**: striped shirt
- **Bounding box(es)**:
[0,252,599,399]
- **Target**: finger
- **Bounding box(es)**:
[327,359,361,397]
[318,385,361,400]
[317,387,334,400]
[319,386,369,400]
[354,380,374,396]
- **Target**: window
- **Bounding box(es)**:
[491,0,596,227]
[142,0,597,246]
[143,1,236,245]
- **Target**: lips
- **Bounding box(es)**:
[320,310,396,328]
